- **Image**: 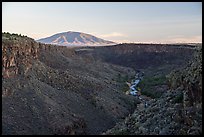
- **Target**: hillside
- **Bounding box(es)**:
[2,32,201,135]
[2,33,138,135]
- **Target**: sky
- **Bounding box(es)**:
[2,2,202,43]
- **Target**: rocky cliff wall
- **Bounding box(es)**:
[167,47,202,106]
[2,38,39,78]
[2,37,64,78]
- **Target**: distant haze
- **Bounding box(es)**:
[2,2,202,44]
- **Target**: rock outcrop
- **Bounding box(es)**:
[2,34,39,78]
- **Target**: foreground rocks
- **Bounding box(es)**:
[104,90,202,135]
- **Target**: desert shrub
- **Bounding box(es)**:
[121,83,129,92]
[173,92,183,103]
[111,128,129,135]
[138,75,167,98]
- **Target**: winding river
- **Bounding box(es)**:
[129,71,143,97]
[128,71,149,107]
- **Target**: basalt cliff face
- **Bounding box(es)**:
[168,47,202,104]
[75,43,196,72]
[2,37,38,78]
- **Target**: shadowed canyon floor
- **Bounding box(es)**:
[2,33,202,135]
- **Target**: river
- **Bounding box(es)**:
[128,71,143,97]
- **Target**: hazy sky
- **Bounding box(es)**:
[2,2,202,43]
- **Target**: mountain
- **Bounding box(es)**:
[36,31,117,46]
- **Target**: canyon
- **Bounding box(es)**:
[2,32,202,135]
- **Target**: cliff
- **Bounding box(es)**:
[167,47,202,106]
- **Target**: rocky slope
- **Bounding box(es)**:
[103,47,202,135]
[2,33,139,135]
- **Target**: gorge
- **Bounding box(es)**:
[2,32,202,135]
